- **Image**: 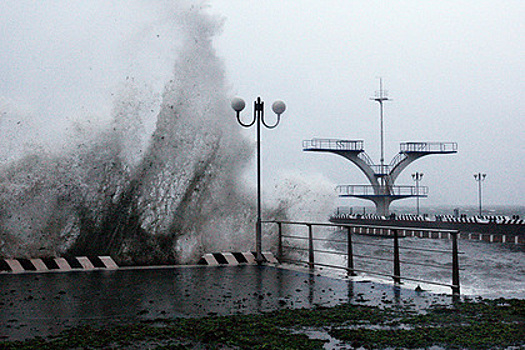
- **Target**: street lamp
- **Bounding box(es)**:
[411,172,424,216]
[231,96,286,264]
[473,173,486,216]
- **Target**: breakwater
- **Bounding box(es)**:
[331,214,525,244]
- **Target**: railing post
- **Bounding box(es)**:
[452,232,460,295]
[277,222,283,261]
[393,229,401,284]
[347,226,356,276]
[308,224,314,269]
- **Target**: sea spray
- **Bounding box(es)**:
[270,172,337,254]
[0,3,257,264]
[0,2,336,264]
[274,172,337,222]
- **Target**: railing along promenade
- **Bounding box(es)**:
[263,220,462,295]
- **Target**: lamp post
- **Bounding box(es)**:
[411,172,424,215]
[231,96,286,264]
[474,173,486,216]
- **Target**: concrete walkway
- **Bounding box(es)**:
[0,264,452,341]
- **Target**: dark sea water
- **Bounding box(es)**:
[297,205,524,298]
[346,234,525,299]
[298,224,525,299]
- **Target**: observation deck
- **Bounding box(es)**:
[303,138,456,216]
[400,142,458,154]
[302,139,364,152]
[303,139,457,177]
[337,185,429,199]
[302,83,458,216]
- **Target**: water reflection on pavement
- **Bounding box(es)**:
[0,265,450,341]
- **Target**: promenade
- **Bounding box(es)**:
[0,264,450,341]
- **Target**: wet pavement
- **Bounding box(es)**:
[0,264,453,341]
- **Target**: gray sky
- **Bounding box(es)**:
[0,1,523,208]
[211,0,524,207]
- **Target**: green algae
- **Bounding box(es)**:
[1,298,523,350]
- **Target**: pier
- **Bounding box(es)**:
[303,81,457,216]
[330,212,525,245]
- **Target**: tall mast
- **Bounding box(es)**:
[371,78,390,179]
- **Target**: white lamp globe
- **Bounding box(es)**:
[272,100,286,115]
[231,97,246,112]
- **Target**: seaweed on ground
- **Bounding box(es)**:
[1,298,524,350]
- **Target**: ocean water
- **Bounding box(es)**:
[282,223,525,299]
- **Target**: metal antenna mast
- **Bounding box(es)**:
[371,78,390,175]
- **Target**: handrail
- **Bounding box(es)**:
[337,185,429,197]
[357,151,374,167]
[302,139,364,152]
[389,152,407,169]
[262,220,458,233]
[356,152,392,175]
[369,164,392,175]
[281,234,463,254]
[264,220,461,295]
[400,142,458,153]
[284,244,462,270]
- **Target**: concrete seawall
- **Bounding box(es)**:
[330,217,525,244]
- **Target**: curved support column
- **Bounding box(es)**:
[390,153,426,183]
[371,197,393,216]
[333,151,379,188]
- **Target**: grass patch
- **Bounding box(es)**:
[1,298,523,349]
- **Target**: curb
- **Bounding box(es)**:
[0,256,118,274]
[198,251,278,266]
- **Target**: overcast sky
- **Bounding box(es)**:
[211,0,524,208]
[0,1,523,209]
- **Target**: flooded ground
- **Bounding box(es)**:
[0,265,452,341]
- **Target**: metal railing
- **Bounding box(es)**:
[302,139,364,152]
[389,152,408,170]
[369,164,392,175]
[400,142,458,153]
[263,220,461,295]
[337,184,429,197]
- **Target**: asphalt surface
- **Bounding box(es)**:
[0,264,453,341]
